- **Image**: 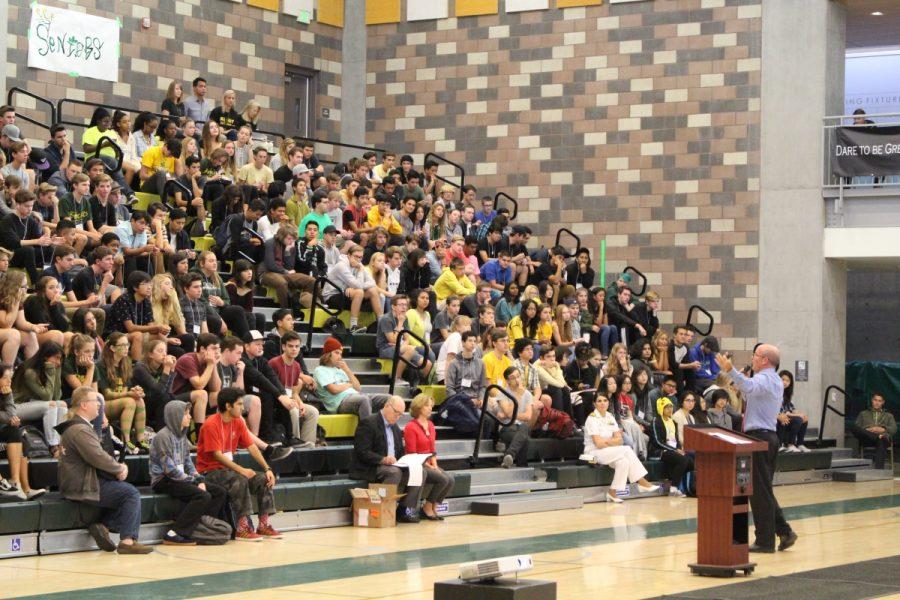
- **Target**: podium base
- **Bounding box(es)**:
[434,578,556,599]
[688,562,756,578]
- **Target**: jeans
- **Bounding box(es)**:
[499,423,530,466]
[589,325,618,357]
[777,416,808,447]
[336,393,391,418]
[202,469,275,519]
[746,429,793,547]
[152,477,228,537]
[99,155,135,196]
[15,400,68,446]
[849,424,891,469]
[85,478,143,540]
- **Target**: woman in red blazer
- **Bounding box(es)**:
[403,394,455,521]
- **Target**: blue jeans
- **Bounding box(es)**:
[86,478,142,541]
[590,325,618,356]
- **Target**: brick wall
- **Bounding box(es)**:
[6,0,342,144]
[365,0,762,351]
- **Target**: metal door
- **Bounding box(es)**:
[284,67,315,139]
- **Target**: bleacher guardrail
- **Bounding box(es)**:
[6,87,56,133]
[290,136,386,168]
[303,275,343,354]
[494,191,519,221]
[554,227,581,258]
[469,384,520,466]
[685,304,715,336]
[91,134,124,173]
[388,327,430,396]
[622,265,647,297]
[817,385,850,446]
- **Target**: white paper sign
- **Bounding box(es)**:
[28,3,120,82]
[395,453,433,487]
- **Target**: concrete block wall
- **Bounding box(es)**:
[5,0,342,143]
[364,0,763,352]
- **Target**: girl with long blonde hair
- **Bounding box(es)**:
[151,274,190,353]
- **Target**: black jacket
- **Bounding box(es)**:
[650,415,681,457]
[564,263,595,290]
[667,341,695,392]
[631,302,659,341]
[398,263,432,295]
[605,296,637,331]
[349,413,405,481]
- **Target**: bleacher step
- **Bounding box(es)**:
[303,357,375,371]
[831,468,894,482]
[470,492,582,516]
[830,447,855,460]
[830,457,873,470]
[457,467,543,486]
[469,480,559,495]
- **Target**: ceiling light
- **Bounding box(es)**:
[871,11,883,15]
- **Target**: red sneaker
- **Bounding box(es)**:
[256,523,283,539]
[235,528,263,542]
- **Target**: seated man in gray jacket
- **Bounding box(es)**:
[323,243,384,332]
[56,386,152,554]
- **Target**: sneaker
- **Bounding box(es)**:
[26,488,47,500]
[163,532,197,546]
[117,541,153,554]
[125,441,140,455]
[138,439,151,454]
[797,445,810,453]
[0,482,27,501]
[264,445,293,462]
[0,478,13,493]
[778,445,789,453]
[256,524,283,539]
[494,441,507,453]
[786,444,799,453]
[350,325,368,334]
[501,454,514,469]
[88,523,117,552]
[235,528,263,542]
[669,487,686,498]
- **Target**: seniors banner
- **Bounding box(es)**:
[27,3,120,82]
[832,125,900,177]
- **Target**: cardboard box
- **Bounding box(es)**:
[350,483,405,528]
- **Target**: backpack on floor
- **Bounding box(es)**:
[322,317,351,345]
[20,426,51,459]
[192,515,232,545]
[534,405,576,439]
[438,394,482,435]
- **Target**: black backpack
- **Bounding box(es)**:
[21,426,51,458]
[213,213,242,254]
[323,317,351,344]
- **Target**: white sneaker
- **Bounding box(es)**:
[26,488,47,500]
[778,445,789,453]
[797,445,810,453]
[669,487,686,498]
[0,483,27,501]
[787,444,799,453]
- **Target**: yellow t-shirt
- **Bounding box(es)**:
[483,351,512,387]
[140,145,176,181]
[82,126,120,158]
[367,205,402,236]
[237,164,274,187]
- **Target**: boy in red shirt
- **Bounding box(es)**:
[196,387,280,541]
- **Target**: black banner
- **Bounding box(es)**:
[831,125,900,177]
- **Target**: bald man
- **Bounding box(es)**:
[717,345,797,553]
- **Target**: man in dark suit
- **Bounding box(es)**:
[349,396,421,523]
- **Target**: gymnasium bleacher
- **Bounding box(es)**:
[0,88,876,560]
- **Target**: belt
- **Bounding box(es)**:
[745,428,775,435]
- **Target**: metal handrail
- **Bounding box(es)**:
[6,87,56,131]
[91,135,124,173]
[424,152,466,201]
[57,97,171,131]
[623,265,647,297]
[469,384,520,466]
[685,304,714,336]
[388,327,429,396]
[817,385,850,445]
[292,136,386,157]
[303,274,342,354]
[494,192,518,221]
[554,227,582,258]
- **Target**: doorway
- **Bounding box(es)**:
[284,66,316,139]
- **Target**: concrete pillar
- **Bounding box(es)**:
[758,0,847,441]
[0,0,9,102]
[340,0,366,162]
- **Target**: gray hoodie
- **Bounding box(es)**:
[445,353,486,399]
[149,401,200,487]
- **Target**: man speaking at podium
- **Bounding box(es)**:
[716,344,798,553]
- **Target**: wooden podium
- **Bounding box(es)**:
[683,425,768,577]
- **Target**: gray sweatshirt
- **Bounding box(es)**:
[149,400,200,487]
[0,392,16,424]
[445,353,486,399]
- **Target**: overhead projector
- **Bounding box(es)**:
[458,555,534,582]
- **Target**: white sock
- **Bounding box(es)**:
[167,530,177,537]
[350,318,358,327]
[290,407,301,439]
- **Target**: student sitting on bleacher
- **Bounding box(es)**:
[259,224,315,310]
[97,331,148,454]
[11,340,66,457]
[0,189,50,284]
[314,337,389,419]
[133,338,207,431]
[57,386,153,554]
[649,397,692,498]
[435,315,473,384]
[496,366,534,469]
[434,257,476,311]
[196,386,281,541]
[324,243,383,334]
[150,273,192,355]
[150,399,227,546]
[244,329,318,447]
[23,276,70,350]
[375,295,432,385]
[225,259,267,334]
[0,364,46,500]
[193,250,252,339]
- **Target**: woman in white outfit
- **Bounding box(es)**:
[583,394,658,503]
